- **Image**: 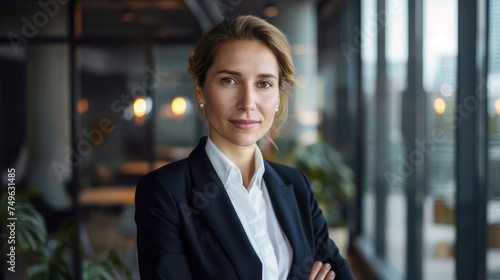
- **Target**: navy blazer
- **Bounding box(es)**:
[135,137,354,280]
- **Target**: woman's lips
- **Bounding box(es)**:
[229,119,259,130]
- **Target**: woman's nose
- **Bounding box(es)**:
[237,85,256,112]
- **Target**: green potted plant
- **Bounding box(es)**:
[0,192,132,280]
[261,135,356,227]
[0,191,47,274]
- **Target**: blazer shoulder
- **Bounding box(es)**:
[265,160,308,185]
[151,158,190,180]
[136,158,191,198]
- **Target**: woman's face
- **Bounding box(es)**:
[196,40,280,150]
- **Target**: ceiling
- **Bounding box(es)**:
[81,0,200,38]
[0,0,314,41]
[80,0,307,39]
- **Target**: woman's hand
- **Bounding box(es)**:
[308,261,336,280]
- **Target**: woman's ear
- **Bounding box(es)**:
[275,92,281,112]
[195,84,204,104]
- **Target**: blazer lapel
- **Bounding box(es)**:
[263,162,310,271]
[188,137,262,280]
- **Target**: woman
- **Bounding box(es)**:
[135,15,354,280]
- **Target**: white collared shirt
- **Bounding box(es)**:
[205,137,293,280]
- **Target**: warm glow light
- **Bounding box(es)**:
[434,98,446,115]
[77,98,88,114]
[264,6,279,17]
[495,99,500,115]
[171,97,187,116]
[133,98,147,118]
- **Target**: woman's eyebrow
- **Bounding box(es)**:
[257,73,278,80]
[215,69,277,80]
[216,69,241,76]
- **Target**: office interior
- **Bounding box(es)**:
[0,0,499,279]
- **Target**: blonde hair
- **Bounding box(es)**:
[188,15,295,136]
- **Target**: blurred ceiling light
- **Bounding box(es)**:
[264,5,279,17]
[171,97,187,116]
[121,12,136,23]
[495,99,500,115]
[133,97,147,118]
[77,98,88,114]
[440,83,453,97]
[434,97,446,115]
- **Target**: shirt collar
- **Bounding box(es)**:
[205,136,265,190]
[252,144,265,189]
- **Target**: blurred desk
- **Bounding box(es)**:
[120,160,170,175]
[79,186,136,206]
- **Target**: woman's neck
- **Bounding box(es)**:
[209,137,256,189]
[227,148,255,189]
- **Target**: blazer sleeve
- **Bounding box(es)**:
[135,171,193,280]
[301,171,354,280]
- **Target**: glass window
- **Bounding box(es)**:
[385,0,408,275]
[487,1,500,279]
[78,46,151,277]
[422,0,457,278]
[79,46,148,178]
[361,0,378,243]
[155,45,200,149]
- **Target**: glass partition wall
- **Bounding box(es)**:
[361,0,378,249]
[422,0,457,278]
[384,0,408,275]
[346,0,495,279]
[488,0,500,278]
[0,1,201,279]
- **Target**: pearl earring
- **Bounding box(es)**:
[199,103,205,109]
[275,107,279,112]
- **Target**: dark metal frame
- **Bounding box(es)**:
[0,77,3,173]
[405,0,424,279]
[456,0,489,279]
[351,0,365,241]
[146,44,157,168]
[68,1,82,279]
[374,0,388,259]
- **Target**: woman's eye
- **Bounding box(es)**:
[221,77,236,85]
[258,81,273,88]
